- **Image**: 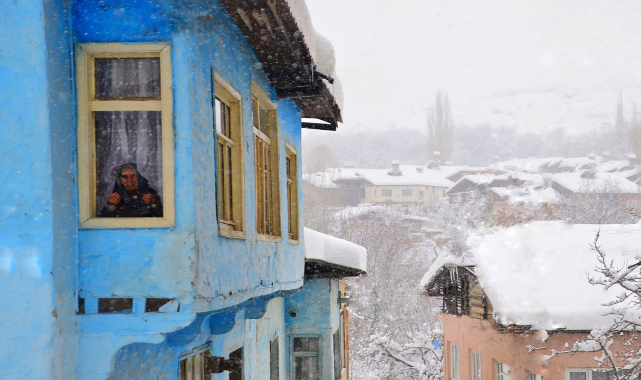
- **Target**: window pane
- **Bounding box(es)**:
[295,356,318,380]
[229,348,243,380]
[270,339,279,380]
[592,370,617,380]
[569,372,588,380]
[95,111,163,218]
[294,337,319,352]
[95,58,160,99]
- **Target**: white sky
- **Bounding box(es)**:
[305,0,641,134]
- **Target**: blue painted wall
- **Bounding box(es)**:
[285,278,342,380]
[1,0,311,378]
[0,0,78,378]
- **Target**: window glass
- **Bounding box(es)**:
[294,337,320,352]
[229,347,243,380]
[294,356,318,380]
[270,339,279,380]
[95,58,160,99]
[95,111,163,218]
[569,372,588,380]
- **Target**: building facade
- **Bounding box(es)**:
[0,1,359,379]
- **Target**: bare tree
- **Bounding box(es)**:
[427,91,454,162]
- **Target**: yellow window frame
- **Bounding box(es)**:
[285,143,299,242]
[75,43,175,228]
[214,73,245,238]
[252,82,281,239]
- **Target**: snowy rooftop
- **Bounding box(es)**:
[551,171,640,193]
[357,166,454,187]
[463,222,641,330]
[304,228,367,276]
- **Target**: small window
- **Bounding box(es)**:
[567,369,620,380]
[530,372,544,380]
[270,339,280,380]
[214,73,245,238]
[420,191,425,197]
[293,337,320,380]
[450,343,460,380]
[471,351,481,380]
[333,331,341,379]
[180,352,205,380]
[381,189,392,197]
[252,82,281,237]
[286,146,299,241]
[229,347,243,380]
[76,43,174,228]
[496,362,509,380]
[402,189,413,197]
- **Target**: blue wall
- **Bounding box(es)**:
[285,278,341,380]
[2,0,308,378]
[0,0,78,378]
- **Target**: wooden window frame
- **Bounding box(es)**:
[252,82,281,239]
[286,143,299,242]
[214,73,245,238]
[496,361,510,380]
[471,351,481,380]
[450,343,460,380]
[76,43,175,229]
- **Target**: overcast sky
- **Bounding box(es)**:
[305,0,641,134]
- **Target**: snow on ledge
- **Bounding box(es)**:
[304,228,367,273]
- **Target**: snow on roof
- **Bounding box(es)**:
[304,228,367,273]
[551,171,640,193]
[357,166,454,187]
[304,167,361,188]
[283,0,343,111]
[471,222,641,330]
[420,253,475,288]
[490,186,558,204]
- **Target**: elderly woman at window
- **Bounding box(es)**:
[99,163,163,217]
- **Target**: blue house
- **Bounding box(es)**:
[0,0,364,379]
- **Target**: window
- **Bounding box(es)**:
[496,362,509,380]
[420,191,425,197]
[270,339,280,380]
[76,43,174,228]
[214,73,244,238]
[229,347,243,380]
[252,82,281,237]
[292,336,320,380]
[333,330,343,379]
[402,189,413,197]
[286,145,299,241]
[568,369,621,380]
[180,352,205,380]
[529,372,544,380]
[471,351,481,380]
[381,189,392,197]
[450,343,460,380]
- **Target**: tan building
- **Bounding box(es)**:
[423,222,641,380]
[357,162,454,212]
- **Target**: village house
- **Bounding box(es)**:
[422,222,641,380]
[0,1,366,379]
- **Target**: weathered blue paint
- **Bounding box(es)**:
[0,0,77,378]
[285,278,342,380]
[1,0,322,378]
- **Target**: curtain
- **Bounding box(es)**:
[95,111,163,210]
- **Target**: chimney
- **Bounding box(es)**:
[388,160,402,176]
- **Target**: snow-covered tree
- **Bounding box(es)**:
[427,91,454,162]
[530,232,641,379]
[553,179,639,224]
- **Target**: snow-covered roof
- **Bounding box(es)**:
[357,166,454,188]
[469,222,641,330]
[420,254,475,289]
[551,171,640,193]
[304,228,367,274]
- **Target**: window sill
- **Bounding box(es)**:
[219,228,246,239]
[80,216,175,229]
[257,233,282,242]
[289,238,299,245]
